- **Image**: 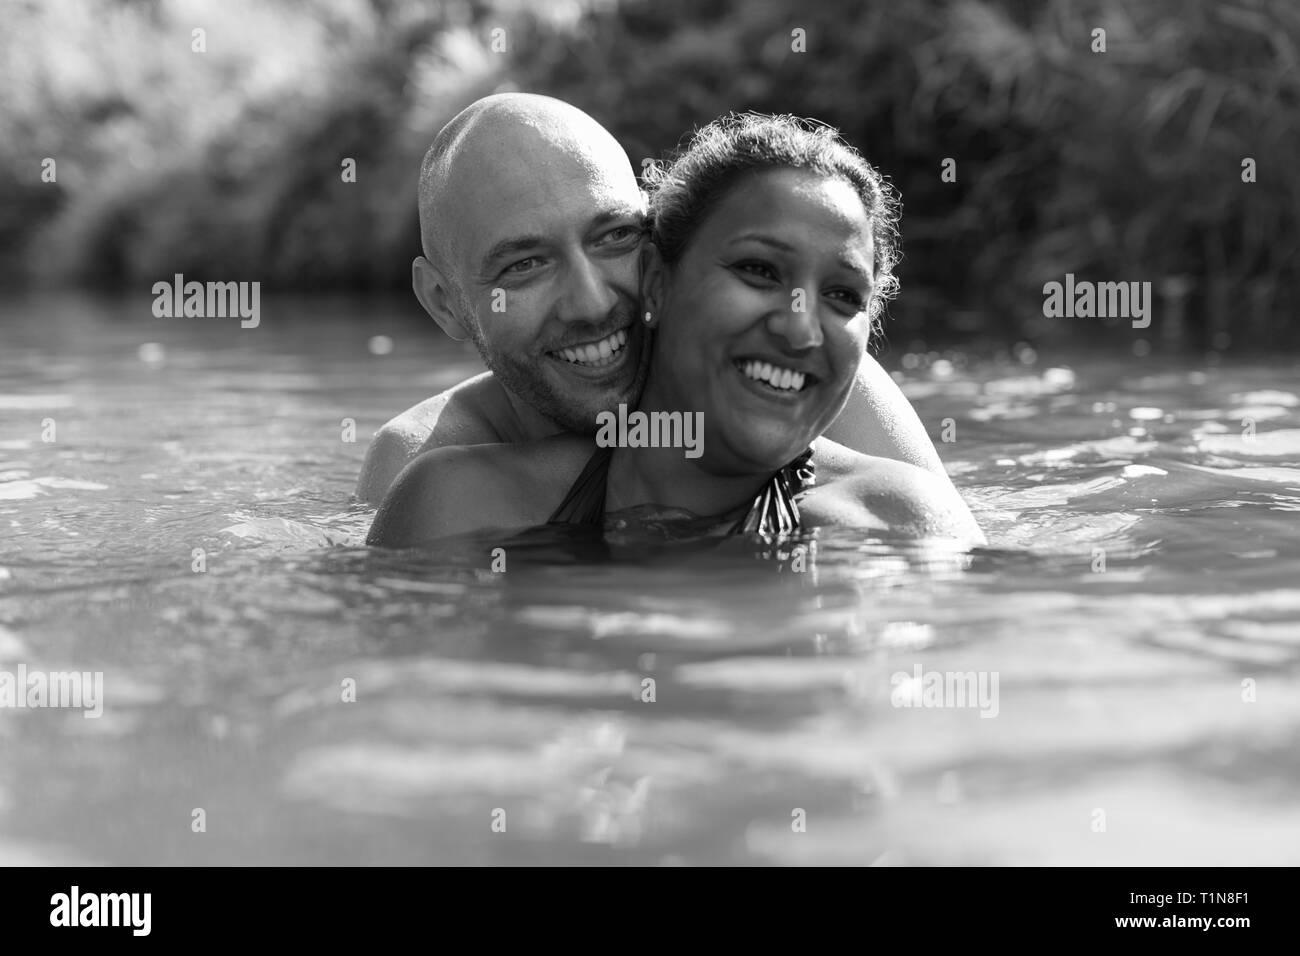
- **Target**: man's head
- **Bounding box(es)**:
[414,93,651,434]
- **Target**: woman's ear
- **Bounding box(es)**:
[640,242,667,324]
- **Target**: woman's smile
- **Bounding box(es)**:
[733,357,817,394]
[729,355,820,414]
[642,166,875,472]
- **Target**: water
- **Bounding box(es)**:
[2,293,1299,865]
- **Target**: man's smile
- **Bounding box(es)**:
[547,326,631,369]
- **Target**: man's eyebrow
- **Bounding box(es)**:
[589,207,649,230]
[479,236,547,275]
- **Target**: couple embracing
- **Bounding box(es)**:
[363,94,982,547]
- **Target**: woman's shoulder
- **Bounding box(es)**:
[804,438,985,543]
[421,434,593,480]
[366,435,595,545]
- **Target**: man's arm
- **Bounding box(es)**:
[806,440,985,545]
[854,461,985,545]
[354,372,502,504]
[823,353,948,479]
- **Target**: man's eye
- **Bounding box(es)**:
[601,225,642,244]
[504,257,543,275]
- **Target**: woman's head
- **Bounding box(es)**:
[648,114,900,322]
[641,113,900,474]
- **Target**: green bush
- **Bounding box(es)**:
[3,0,1296,348]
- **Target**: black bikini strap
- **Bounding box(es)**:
[546,445,614,526]
[729,447,816,536]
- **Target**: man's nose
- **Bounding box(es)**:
[766,294,825,350]
[555,254,619,323]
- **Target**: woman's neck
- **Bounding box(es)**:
[602,386,769,519]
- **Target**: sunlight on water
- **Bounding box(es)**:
[1,295,1298,864]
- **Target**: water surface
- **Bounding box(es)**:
[2,294,1298,865]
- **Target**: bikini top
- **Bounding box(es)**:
[546,445,816,536]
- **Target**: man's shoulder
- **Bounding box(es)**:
[355,371,507,504]
[384,371,506,447]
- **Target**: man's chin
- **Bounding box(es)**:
[493,364,632,436]
[539,380,634,434]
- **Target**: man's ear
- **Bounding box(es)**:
[639,242,667,323]
[413,256,472,342]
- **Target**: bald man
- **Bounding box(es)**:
[356,93,947,505]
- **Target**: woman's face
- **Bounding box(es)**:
[646,167,877,475]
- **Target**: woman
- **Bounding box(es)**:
[368,114,984,547]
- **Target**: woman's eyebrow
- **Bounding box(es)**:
[838,256,873,285]
[729,233,873,283]
[727,233,796,253]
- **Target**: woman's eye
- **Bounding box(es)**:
[734,261,778,281]
[827,289,866,311]
[603,226,639,243]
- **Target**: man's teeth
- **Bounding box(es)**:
[555,328,628,367]
[739,359,807,392]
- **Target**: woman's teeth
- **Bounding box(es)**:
[555,328,628,367]
[738,359,807,392]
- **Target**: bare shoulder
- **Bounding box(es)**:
[355,372,504,504]
[385,371,507,446]
[366,435,595,546]
[802,438,985,543]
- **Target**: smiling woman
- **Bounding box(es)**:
[637,166,877,477]
[366,112,983,546]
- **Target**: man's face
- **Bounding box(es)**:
[445,139,650,434]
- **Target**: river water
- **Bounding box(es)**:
[2,293,1298,864]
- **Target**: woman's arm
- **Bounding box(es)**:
[366,446,510,546]
[366,438,591,546]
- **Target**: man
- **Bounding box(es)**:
[356,93,947,506]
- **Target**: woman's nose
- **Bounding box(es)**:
[766,293,824,350]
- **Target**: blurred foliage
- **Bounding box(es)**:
[2,0,1297,349]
